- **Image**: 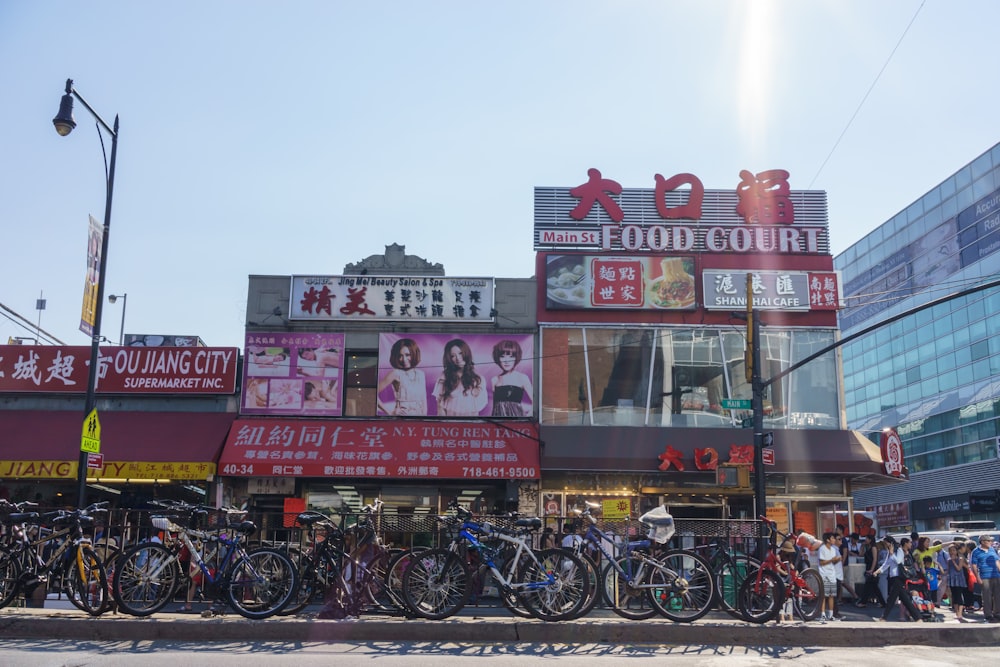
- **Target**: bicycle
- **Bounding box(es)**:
[0,500,111,616]
[401,500,590,621]
[112,501,297,619]
[693,537,760,619]
[736,516,823,624]
[282,501,402,619]
[571,502,716,622]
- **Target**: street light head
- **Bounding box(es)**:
[108,294,119,304]
[53,79,76,136]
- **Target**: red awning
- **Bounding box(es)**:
[0,410,236,480]
[219,418,541,479]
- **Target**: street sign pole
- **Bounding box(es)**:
[748,273,767,558]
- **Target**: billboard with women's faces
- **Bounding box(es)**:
[242,332,344,416]
[377,333,534,418]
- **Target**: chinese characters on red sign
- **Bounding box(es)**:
[657,444,756,472]
[0,346,238,394]
[570,168,794,225]
[218,419,541,479]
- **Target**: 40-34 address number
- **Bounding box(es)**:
[221,464,254,475]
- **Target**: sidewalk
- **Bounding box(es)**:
[2,597,999,647]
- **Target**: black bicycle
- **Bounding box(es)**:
[0,500,111,615]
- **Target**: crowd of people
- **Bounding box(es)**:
[792,527,1000,623]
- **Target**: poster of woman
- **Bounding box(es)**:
[377,333,533,417]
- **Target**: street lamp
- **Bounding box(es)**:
[53,78,120,509]
[108,293,127,345]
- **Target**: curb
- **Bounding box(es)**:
[2,610,1000,646]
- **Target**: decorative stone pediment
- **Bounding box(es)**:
[343,243,444,276]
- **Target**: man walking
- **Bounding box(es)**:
[969,535,1000,623]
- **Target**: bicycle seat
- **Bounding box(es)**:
[295,511,330,526]
[514,517,542,530]
[232,521,257,536]
[0,512,38,525]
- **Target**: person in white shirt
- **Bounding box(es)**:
[817,532,840,622]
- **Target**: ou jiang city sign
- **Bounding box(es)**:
[534,168,830,255]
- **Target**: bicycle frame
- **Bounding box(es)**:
[452,520,554,594]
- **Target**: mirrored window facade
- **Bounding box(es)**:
[836,142,1000,480]
[540,326,840,429]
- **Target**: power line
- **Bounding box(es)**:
[0,301,67,345]
[808,1,926,189]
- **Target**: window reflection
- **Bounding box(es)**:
[541,326,840,429]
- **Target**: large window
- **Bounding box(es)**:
[540,326,840,429]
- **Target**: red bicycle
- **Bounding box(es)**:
[737,516,823,623]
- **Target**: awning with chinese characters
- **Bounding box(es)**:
[218,418,541,480]
[0,410,235,480]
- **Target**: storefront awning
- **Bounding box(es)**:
[0,410,236,480]
[219,418,541,479]
[540,426,895,484]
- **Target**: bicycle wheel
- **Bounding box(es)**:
[792,567,823,621]
[65,544,109,616]
[363,547,400,614]
[400,548,470,620]
[647,549,715,623]
[224,547,298,620]
[0,548,24,609]
[715,554,760,620]
[737,569,785,624]
[112,542,181,617]
[278,546,321,616]
[568,552,600,619]
[517,548,590,622]
[94,542,121,615]
[383,547,426,618]
[602,554,657,620]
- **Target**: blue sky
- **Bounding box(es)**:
[1,0,997,350]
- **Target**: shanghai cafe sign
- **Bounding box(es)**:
[533,168,830,255]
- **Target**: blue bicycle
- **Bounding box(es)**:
[401,501,590,622]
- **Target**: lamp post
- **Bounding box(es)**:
[108,293,127,345]
[53,78,119,509]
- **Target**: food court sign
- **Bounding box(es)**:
[534,168,829,255]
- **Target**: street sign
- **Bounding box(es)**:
[81,408,101,453]
[722,398,752,410]
[86,452,104,469]
[763,432,774,447]
[762,448,775,466]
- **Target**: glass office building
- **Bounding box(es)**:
[835,142,1000,532]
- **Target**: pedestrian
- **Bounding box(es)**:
[817,532,840,623]
[874,536,924,622]
[945,543,972,622]
[969,534,1000,623]
[835,533,858,615]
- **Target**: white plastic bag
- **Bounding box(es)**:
[639,505,675,544]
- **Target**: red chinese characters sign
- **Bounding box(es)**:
[218,419,541,479]
[0,346,238,394]
[657,443,755,472]
[535,168,830,255]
